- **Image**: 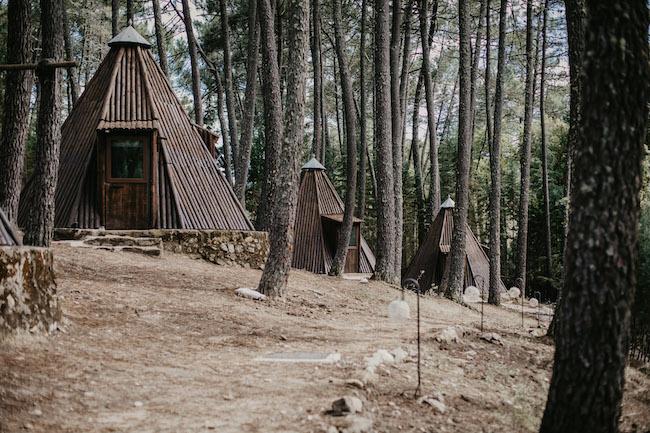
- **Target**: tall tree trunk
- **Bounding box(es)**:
[0,0,33,223]
[547,0,585,338]
[469,0,486,138]
[126,0,133,23]
[487,0,506,305]
[411,73,426,244]
[390,0,404,276]
[373,0,397,283]
[514,0,535,296]
[333,54,343,154]
[112,0,119,36]
[356,0,368,219]
[418,0,440,223]
[329,0,357,276]
[220,0,240,180]
[310,0,323,160]
[483,0,492,159]
[399,0,414,147]
[257,0,309,296]
[24,0,64,247]
[62,1,78,106]
[152,0,168,76]
[539,0,552,277]
[443,0,471,301]
[234,0,260,205]
[540,1,648,431]
[181,0,204,126]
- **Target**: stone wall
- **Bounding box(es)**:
[0,247,61,334]
[157,230,269,268]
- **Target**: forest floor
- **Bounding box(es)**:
[1,245,649,433]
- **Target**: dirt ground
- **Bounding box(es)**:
[1,245,648,433]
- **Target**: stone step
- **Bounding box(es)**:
[89,245,162,257]
[83,235,162,248]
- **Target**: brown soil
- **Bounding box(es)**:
[1,245,648,433]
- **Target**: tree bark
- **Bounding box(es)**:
[540,1,648,431]
[539,0,552,278]
[514,0,535,297]
[483,0,492,160]
[329,0,357,276]
[152,0,168,76]
[234,0,260,205]
[220,0,240,181]
[547,0,586,339]
[469,0,486,138]
[418,0,440,222]
[23,0,64,247]
[310,0,323,161]
[126,0,133,23]
[411,73,426,244]
[0,0,33,224]
[181,0,204,126]
[390,0,404,276]
[112,0,119,36]
[487,0,506,305]
[443,0,471,301]
[356,0,368,219]
[257,0,309,296]
[373,0,397,283]
[62,1,79,106]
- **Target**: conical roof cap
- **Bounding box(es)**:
[108,26,152,48]
[441,196,455,208]
[302,157,326,171]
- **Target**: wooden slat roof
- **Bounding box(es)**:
[21,27,253,231]
[0,208,20,246]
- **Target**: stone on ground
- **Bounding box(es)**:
[235,288,267,301]
[435,326,462,343]
[388,299,410,321]
[330,396,363,415]
[508,287,521,298]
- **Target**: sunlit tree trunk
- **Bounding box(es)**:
[152,0,168,76]
[356,0,368,219]
[310,0,323,161]
[111,0,119,36]
[540,1,648,431]
[220,0,240,180]
[181,0,204,126]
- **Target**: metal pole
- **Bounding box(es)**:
[403,276,422,398]
[535,291,541,327]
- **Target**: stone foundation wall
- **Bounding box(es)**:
[55,228,269,268]
[157,230,268,268]
[0,247,61,334]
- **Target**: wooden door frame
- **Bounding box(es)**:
[98,132,155,228]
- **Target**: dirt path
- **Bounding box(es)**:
[1,245,648,433]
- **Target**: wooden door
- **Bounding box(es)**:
[104,135,150,229]
[344,224,360,273]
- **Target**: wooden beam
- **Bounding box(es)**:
[0,60,77,71]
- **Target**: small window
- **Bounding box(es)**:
[111,139,144,179]
[349,225,359,247]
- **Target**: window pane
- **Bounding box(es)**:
[111,139,144,179]
[349,225,358,246]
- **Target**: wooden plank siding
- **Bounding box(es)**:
[0,208,20,246]
[18,32,252,232]
[292,165,376,274]
[402,205,507,293]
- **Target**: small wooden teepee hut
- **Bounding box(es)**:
[0,208,20,246]
[292,158,375,274]
[19,26,252,231]
[402,197,506,293]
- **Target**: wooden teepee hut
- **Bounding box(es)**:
[19,26,252,231]
[402,197,506,293]
[0,208,20,246]
[292,158,376,274]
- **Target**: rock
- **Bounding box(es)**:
[391,347,408,363]
[134,401,144,407]
[29,408,42,416]
[235,288,267,301]
[419,396,447,414]
[344,379,365,389]
[508,287,521,298]
[330,396,363,415]
[435,326,462,344]
[388,299,410,321]
[464,286,480,299]
[359,278,369,284]
[529,298,539,308]
[330,416,373,433]
[480,332,504,345]
[220,243,229,252]
[6,294,15,310]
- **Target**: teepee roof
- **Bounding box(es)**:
[292,160,375,274]
[0,208,20,246]
[403,205,506,293]
[20,27,252,231]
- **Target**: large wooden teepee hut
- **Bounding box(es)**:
[292,158,375,274]
[19,26,252,231]
[403,197,506,293]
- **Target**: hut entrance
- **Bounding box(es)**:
[103,134,151,229]
[322,215,361,273]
